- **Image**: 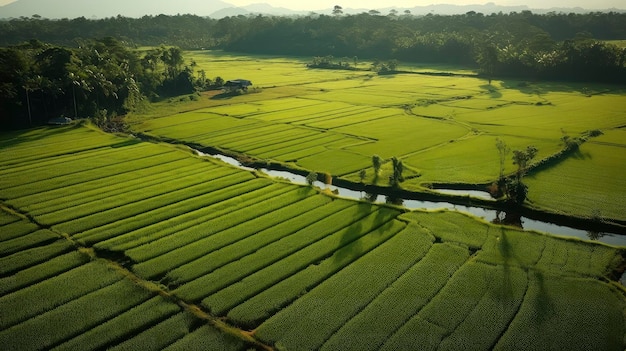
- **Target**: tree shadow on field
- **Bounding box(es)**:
[498,228,513,260]
[210,92,238,100]
[495,228,515,300]
[377,72,398,79]
[333,213,366,266]
[500,79,626,96]
[480,84,503,99]
[532,269,555,323]
[333,203,381,265]
[298,184,316,196]
[570,147,592,160]
[0,123,83,150]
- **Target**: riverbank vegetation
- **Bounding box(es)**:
[128,50,626,223]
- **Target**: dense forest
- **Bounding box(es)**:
[0,38,223,128]
[1,10,625,128]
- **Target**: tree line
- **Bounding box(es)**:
[0,38,224,129]
[1,11,625,84]
[0,11,626,83]
[217,11,626,83]
[1,10,625,128]
[2,11,625,48]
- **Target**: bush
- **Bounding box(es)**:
[306,171,318,186]
[323,172,332,185]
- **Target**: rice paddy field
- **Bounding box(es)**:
[133,51,626,223]
[605,40,626,48]
[1,122,626,350]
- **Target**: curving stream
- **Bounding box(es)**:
[200,151,626,247]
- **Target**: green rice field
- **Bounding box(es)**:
[1,124,625,350]
[132,51,626,223]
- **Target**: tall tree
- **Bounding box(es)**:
[372,155,382,175]
[506,145,538,204]
[495,138,510,181]
[332,5,343,16]
[476,43,498,84]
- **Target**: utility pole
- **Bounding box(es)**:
[25,86,32,126]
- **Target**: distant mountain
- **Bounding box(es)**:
[209,3,306,18]
[325,3,603,16]
[209,7,250,18]
[241,3,305,15]
[400,3,592,15]
[0,0,622,19]
[406,3,531,15]
[0,0,233,18]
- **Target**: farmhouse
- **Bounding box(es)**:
[47,116,73,125]
[224,79,252,91]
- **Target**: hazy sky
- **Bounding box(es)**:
[0,0,623,9]
[226,0,625,10]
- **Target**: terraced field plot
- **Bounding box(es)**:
[188,52,370,88]
[135,52,626,222]
[0,211,246,351]
[1,124,625,350]
[525,129,626,220]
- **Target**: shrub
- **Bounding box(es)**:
[306,171,318,185]
[323,172,332,185]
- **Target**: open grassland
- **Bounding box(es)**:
[1,124,625,350]
[132,51,626,222]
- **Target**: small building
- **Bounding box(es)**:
[224,79,253,91]
[48,117,73,125]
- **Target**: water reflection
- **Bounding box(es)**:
[492,210,523,228]
[385,196,404,206]
[361,193,379,203]
[196,149,626,246]
[586,231,605,241]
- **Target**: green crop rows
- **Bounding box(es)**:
[0,209,245,350]
[1,66,626,351]
[134,52,626,222]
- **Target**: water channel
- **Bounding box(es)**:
[201,151,626,247]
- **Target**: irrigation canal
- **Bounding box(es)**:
[197,150,626,247]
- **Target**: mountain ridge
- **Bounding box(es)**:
[0,0,623,19]
[0,0,233,18]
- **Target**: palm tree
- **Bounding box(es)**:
[21,74,39,126]
[23,83,32,126]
